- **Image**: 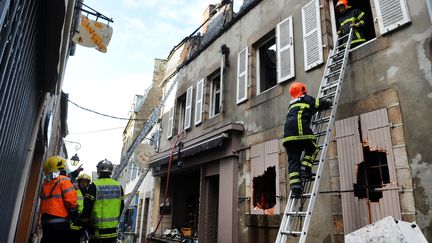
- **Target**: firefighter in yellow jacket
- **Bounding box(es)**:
[70,173,91,242]
[81,159,124,243]
[282,82,332,198]
[40,156,78,243]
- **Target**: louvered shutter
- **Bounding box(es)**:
[194,79,204,125]
[167,107,174,139]
[276,16,295,83]
[220,55,224,112]
[374,0,411,34]
[236,48,248,104]
[184,86,193,129]
[335,116,369,234]
[302,0,323,71]
[359,109,401,223]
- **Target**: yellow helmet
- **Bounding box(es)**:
[76,173,91,181]
[43,156,67,173]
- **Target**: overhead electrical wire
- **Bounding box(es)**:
[68,126,125,135]
[67,98,148,121]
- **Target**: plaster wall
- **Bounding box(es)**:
[155,0,432,241]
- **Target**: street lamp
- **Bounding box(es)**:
[64,140,81,166]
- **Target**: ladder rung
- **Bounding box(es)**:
[330,51,346,60]
[322,82,340,92]
[337,32,351,41]
[313,116,330,125]
[281,230,302,236]
[286,211,307,216]
[327,59,344,69]
[320,91,337,99]
[315,131,327,137]
[324,70,341,79]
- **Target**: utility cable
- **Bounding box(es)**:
[68,126,125,135]
[67,98,148,121]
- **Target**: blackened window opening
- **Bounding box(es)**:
[354,146,390,202]
[333,0,376,43]
[252,166,276,210]
[258,37,277,93]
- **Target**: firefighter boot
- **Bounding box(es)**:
[300,165,312,181]
[290,184,302,198]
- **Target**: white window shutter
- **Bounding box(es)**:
[220,55,224,112]
[236,48,248,104]
[194,79,204,125]
[184,86,193,129]
[276,16,295,83]
[167,107,174,139]
[302,0,323,71]
[374,0,411,34]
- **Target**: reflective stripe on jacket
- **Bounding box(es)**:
[91,178,122,239]
[338,7,366,44]
[282,95,332,143]
[40,175,78,218]
[70,189,84,231]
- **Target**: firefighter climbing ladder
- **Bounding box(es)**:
[275,28,354,243]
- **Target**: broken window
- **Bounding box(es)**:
[252,166,276,210]
[256,35,277,94]
[250,139,280,215]
[209,71,221,117]
[354,146,390,202]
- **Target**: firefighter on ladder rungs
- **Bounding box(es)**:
[282,82,332,198]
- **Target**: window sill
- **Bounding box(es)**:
[349,36,390,63]
[202,113,224,130]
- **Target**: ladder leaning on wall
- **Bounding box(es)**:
[275,28,354,243]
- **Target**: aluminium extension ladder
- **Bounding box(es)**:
[275,28,354,243]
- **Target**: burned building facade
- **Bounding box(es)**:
[143,0,432,242]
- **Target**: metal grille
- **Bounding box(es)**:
[0,0,42,241]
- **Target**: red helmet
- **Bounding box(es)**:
[289,82,307,99]
[336,0,348,8]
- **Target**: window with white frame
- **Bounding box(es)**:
[174,87,193,133]
[209,71,222,117]
[328,0,411,50]
[255,34,277,94]
[176,94,187,133]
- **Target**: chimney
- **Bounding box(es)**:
[201,4,216,34]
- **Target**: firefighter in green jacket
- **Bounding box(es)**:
[70,173,91,242]
[282,82,332,198]
[81,159,124,243]
[336,0,367,48]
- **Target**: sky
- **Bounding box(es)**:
[63,0,243,174]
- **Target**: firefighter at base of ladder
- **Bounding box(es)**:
[70,173,92,242]
[81,159,124,243]
[282,82,332,198]
[39,156,79,243]
[335,0,367,49]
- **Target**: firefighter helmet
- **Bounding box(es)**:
[77,173,91,182]
[336,0,348,9]
[289,82,307,99]
[96,159,114,174]
[43,156,68,173]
